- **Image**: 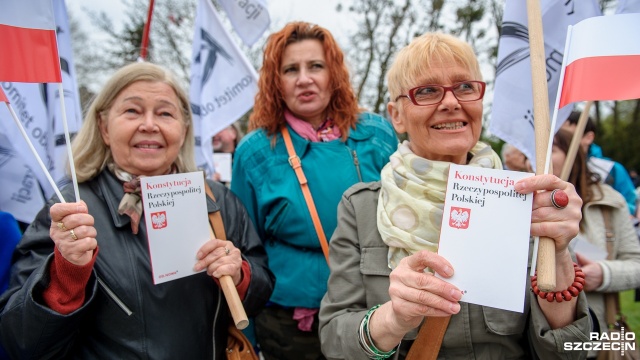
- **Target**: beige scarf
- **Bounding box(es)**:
[107,163,176,234]
[377,141,502,269]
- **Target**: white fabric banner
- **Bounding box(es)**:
[190,0,258,175]
[0,133,45,224]
[219,0,270,47]
[616,0,640,14]
[49,0,83,189]
[489,0,601,169]
[0,82,55,199]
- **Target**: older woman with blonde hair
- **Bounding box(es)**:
[0,62,274,359]
[231,21,398,359]
[319,33,591,359]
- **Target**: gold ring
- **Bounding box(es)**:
[224,247,230,256]
[57,222,67,231]
[70,229,78,240]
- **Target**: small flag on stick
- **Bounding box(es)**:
[558,13,640,107]
[0,0,62,83]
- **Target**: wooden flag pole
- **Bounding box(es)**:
[560,102,593,181]
[526,0,555,292]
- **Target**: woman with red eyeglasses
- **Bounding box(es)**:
[319,33,590,360]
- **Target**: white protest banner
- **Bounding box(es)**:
[0,82,56,199]
[190,0,258,175]
[0,133,45,223]
[219,0,270,47]
[489,0,600,169]
[616,0,640,14]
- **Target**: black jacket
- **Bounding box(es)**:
[0,170,274,359]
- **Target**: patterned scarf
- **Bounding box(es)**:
[284,109,341,142]
[107,163,176,234]
[377,141,502,269]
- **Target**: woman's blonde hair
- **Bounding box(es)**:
[386,33,482,101]
[71,62,196,182]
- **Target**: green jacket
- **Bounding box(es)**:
[319,182,591,360]
[231,112,398,308]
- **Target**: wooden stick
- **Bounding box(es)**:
[208,226,249,329]
[527,0,555,291]
[560,102,593,181]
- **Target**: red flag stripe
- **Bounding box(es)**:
[559,55,640,108]
[0,24,61,83]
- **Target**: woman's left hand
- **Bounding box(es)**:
[194,239,243,285]
[515,174,583,252]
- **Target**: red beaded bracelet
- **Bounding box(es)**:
[531,263,585,302]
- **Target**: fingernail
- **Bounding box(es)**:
[442,265,453,277]
[514,183,524,191]
[193,263,201,271]
[451,289,462,300]
[450,303,460,314]
[196,252,203,260]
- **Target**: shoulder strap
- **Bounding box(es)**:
[601,207,620,326]
[281,126,330,264]
[204,180,226,240]
[406,316,451,360]
[203,179,251,329]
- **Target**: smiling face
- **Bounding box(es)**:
[99,81,186,176]
[279,39,331,128]
[388,62,483,164]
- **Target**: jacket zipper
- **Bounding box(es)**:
[351,149,363,182]
[97,276,133,316]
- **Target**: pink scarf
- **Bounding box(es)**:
[284,109,341,142]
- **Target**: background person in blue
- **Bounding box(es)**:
[231,21,398,360]
[561,111,637,216]
[0,211,21,360]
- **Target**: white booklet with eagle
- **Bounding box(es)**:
[436,164,534,312]
[140,171,210,284]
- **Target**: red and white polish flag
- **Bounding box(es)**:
[0,0,62,83]
[559,13,640,107]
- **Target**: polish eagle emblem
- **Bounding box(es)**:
[449,207,470,229]
[151,211,167,229]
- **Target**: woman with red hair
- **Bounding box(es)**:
[231,22,398,359]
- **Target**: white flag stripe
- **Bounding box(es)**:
[0,0,56,30]
[189,0,258,175]
[566,14,640,63]
[219,0,270,47]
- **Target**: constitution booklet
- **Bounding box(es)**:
[436,164,534,312]
[141,172,210,284]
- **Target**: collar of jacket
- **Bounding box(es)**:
[97,169,221,230]
[284,120,374,159]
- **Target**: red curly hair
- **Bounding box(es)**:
[249,22,359,141]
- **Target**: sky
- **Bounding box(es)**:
[65,0,356,45]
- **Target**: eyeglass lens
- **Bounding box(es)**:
[412,82,483,105]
